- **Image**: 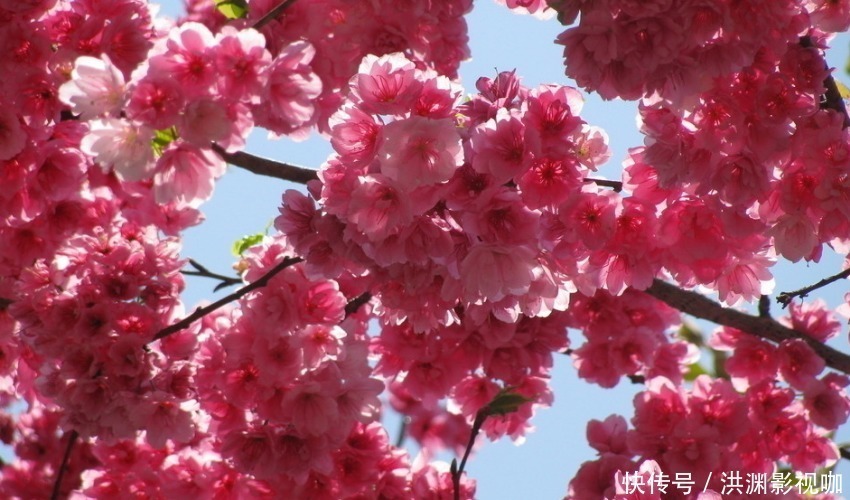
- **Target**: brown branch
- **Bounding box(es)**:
[252,0,298,30]
[451,411,486,500]
[50,430,79,500]
[800,36,850,128]
[841,446,850,462]
[212,144,319,184]
[344,292,372,318]
[182,258,243,292]
[758,295,771,318]
[776,268,850,308]
[152,256,302,342]
[645,279,850,375]
[0,297,11,311]
[584,177,623,192]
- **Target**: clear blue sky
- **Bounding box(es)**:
[162,1,850,497]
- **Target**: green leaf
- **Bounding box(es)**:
[151,127,178,157]
[231,233,265,257]
[483,389,533,417]
[683,362,708,382]
[216,0,248,19]
[677,321,704,346]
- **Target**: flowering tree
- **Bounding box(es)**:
[3,0,850,498]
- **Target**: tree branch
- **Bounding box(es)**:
[212,144,319,184]
[252,0,298,30]
[50,430,78,500]
[0,297,11,311]
[182,258,243,292]
[344,292,372,318]
[645,279,850,375]
[758,295,771,318]
[776,268,850,308]
[152,256,302,342]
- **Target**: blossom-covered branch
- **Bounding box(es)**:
[152,256,303,341]
[646,279,850,375]
[777,268,850,308]
[214,145,623,193]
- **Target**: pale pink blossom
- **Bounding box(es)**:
[58,55,126,120]
[80,118,154,182]
[352,53,421,116]
[254,41,322,138]
[153,143,226,206]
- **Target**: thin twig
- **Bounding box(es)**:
[182,258,243,291]
[151,256,302,342]
[50,430,79,500]
[0,297,11,310]
[252,0,298,30]
[584,177,623,192]
[776,268,850,308]
[645,279,850,375]
[212,144,319,184]
[452,411,487,500]
[841,447,850,462]
[394,416,409,448]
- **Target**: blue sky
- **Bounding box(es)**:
[161,1,850,497]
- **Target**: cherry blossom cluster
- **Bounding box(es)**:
[0,0,480,495]
[276,53,706,457]
[0,404,97,498]
[4,0,850,497]
[183,0,474,130]
[569,299,848,499]
[60,20,321,206]
[0,0,202,456]
[71,240,476,498]
[0,0,160,299]
[626,38,850,272]
[10,222,187,443]
[513,3,850,304]
[565,289,696,389]
[191,237,386,492]
[549,0,817,102]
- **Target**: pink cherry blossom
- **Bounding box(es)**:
[153,143,226,206]
[377,116,463,189]
[80,118,154,181]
